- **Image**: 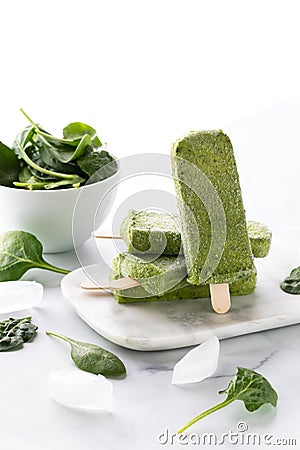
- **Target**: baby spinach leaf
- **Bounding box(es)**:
[37,143,83,174]
[42,176,84,189]
[18,165,36,183]
[178,367,278,434]
[77,149,118,181]
[23,145,82,180]
[36,133,91,164]
[0,141,20,187]
[0,231,70,281]
[15,165,54,190]
[15,164,84,190]
[14,168,49,190]
[19,110,80,149]
[63,122,102,147]
[0,317,38,351]
[280,266,300,294]
[46,331,126,378]
[12,125,36,156]
[219,367,278,411]
[14,176,85,190]
[19,111,98,163]
[15,140,76,181]
[4,109,117,190]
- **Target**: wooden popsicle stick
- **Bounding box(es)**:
[209,283,231,314]
[80,276,140,291]
[92,231,122,239]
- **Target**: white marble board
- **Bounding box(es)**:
[61,230,300,351]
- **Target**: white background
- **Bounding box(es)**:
[1,0,300,232]
[0,0,299,152]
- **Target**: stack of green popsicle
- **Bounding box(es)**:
[110,130,269,307]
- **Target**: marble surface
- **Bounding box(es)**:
[0,239,298,450]
[62,230,300,351]
[1,99,300,449]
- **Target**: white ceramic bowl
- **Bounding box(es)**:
[0,168,119,253]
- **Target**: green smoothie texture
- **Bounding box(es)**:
[120,209,181,255]
[247,221,272,258]
[110,252,187,295]
[171,130,256,285]
[110,253,256,303]
[120,209,271,259]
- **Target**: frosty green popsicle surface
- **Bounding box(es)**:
[110,253,256,303]
[111,252,187,295]
[120,209,271,258]
[171,130,256,285]
[120,209,181,255]
[247,221,272,258]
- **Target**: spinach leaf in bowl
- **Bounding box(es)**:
[63,122,102,147]
[0,109,118,190]
[77,149,118,182]
[0,141,20,187]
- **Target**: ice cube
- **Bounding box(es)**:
[0,281,43,313]
[48,369,113,411]
[172,336,220,385]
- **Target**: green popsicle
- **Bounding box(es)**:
[171,130,256,285]
[120,209,271,258]
[120,209,181,255]
[247,221,272,258]
[110,252,256,303]
[111,252,187,295]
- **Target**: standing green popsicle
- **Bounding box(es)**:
[171,130,256,286]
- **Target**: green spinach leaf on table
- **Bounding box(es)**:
[0,317,38,352]
[280,266,300,294]
[0,230,70,281]
[178,367,278,434]
[46,331,126,378]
